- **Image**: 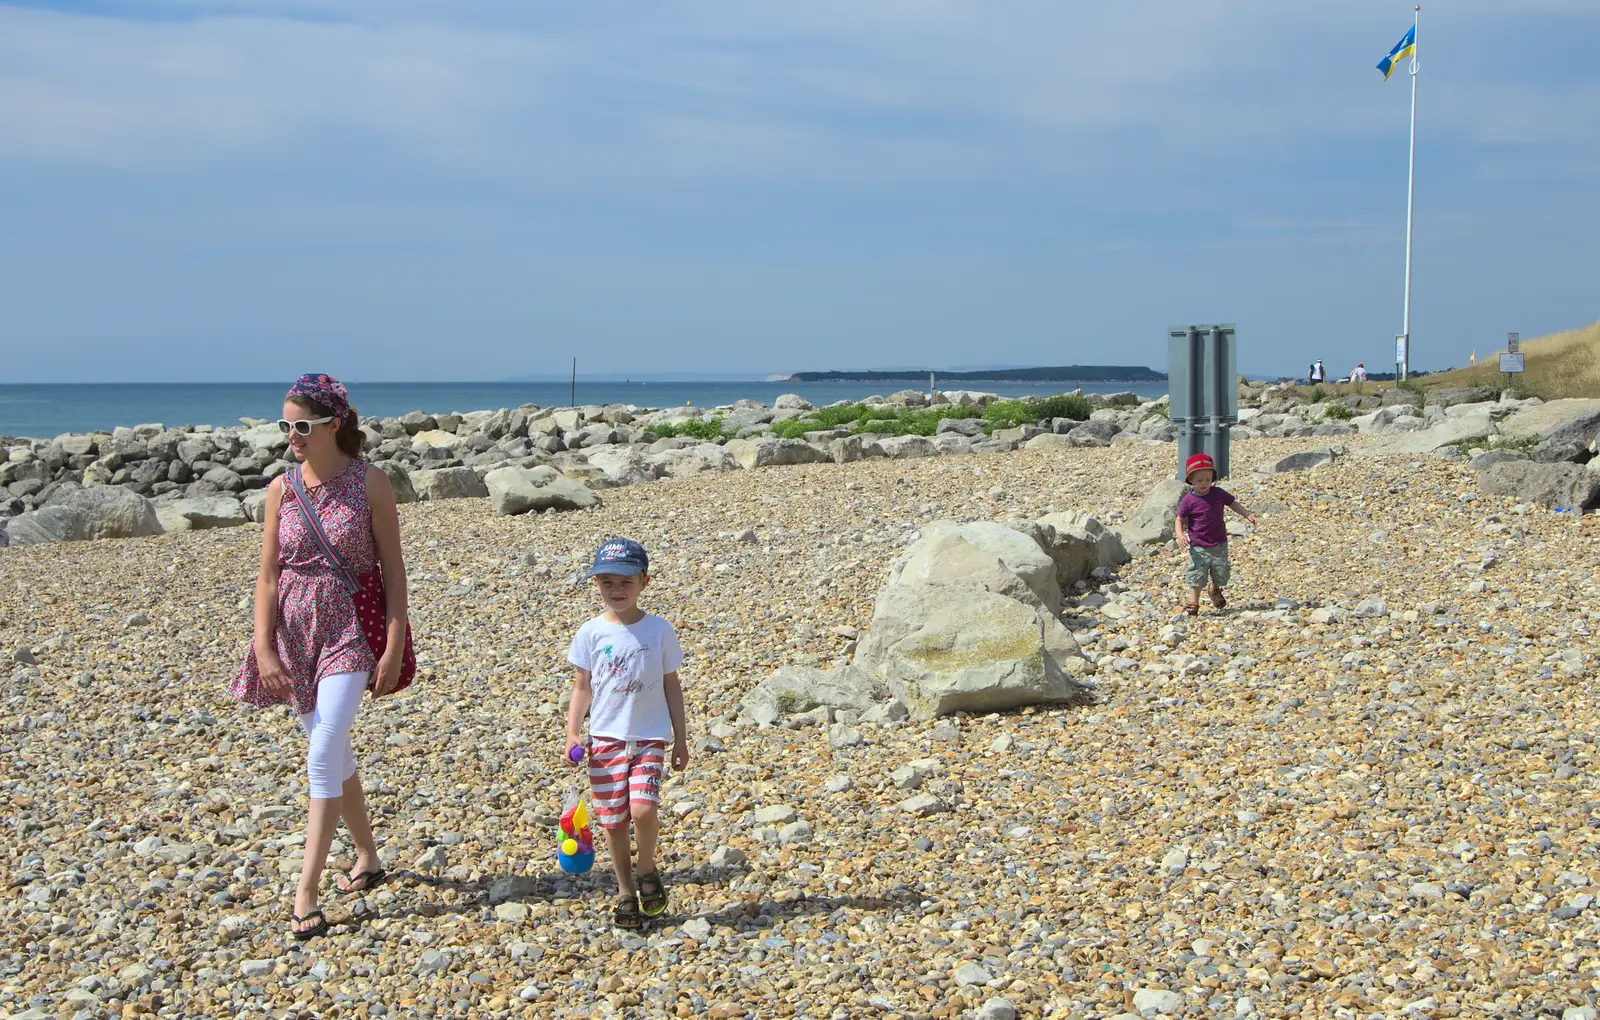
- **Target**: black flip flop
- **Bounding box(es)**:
[337,868,387,896]
[290,909,329,941]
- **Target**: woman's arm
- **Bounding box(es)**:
[366,467,409,643]
[252,478,284,657]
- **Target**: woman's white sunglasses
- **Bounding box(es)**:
[277,416,335,436]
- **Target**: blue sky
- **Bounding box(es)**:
[1,1,1596,382]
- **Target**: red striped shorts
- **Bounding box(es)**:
[587,738,666,829]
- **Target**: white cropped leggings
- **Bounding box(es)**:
[298,672,367,800]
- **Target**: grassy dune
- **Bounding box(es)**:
[1420,320,1600,399]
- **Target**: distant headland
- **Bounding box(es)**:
[782,365,1166,384]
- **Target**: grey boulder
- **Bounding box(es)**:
[1478,461,1600,510]
[871,587,1086,720]
[740,665,889,727]
[485,466,601,515]
[155,496,248,533]
[411,467,489,501]
[1113,477,1189,548]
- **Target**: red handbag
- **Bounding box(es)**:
[286,465,418,697]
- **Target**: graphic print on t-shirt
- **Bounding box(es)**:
[596,640,654,699]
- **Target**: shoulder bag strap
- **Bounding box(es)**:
[285,465,361,595]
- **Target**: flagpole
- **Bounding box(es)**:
[1400,4,1419,380]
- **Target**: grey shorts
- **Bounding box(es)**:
[1186,542,1231,588]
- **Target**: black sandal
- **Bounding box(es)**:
[637,871,668,917]
[337,868,387,896]
[290,909,329,941]
[613,893,643,930]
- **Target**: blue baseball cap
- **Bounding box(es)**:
[588,538,649,577]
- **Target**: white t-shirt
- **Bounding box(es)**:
[567,614,683,742]
[1351,366,1368,381]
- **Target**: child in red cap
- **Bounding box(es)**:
[1176,453,1258,615]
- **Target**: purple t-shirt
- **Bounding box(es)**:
[1178,487,1236,547]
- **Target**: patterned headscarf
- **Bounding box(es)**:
[286,373,350,419]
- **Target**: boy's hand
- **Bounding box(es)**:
[1247,513,1259,526]
[1176,530,1190,549]
[671,739,690,773]
[564,737,585,767]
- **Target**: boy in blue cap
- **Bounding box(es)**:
[564,538,689,929]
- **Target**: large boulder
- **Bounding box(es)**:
[1114,477,1189,548]
[1361,414,1497,455]
[1036,511,1130,582]
[240,423,289,453]
[830,435,884,464]
[411,429,468,452]
[773,394,814,411]
[726,437,832,470]
[4,507,82,546]
[411,467,489,501]
[1024,434,1073,453]
[866,587,1086,720]
[156,496,249,533]
[651,444,738,478]
[242,489,271,523]
[40,485,162,541]
[912,521,1061,614]
[372,461,417,504]
[936,417,986,438]
[1255,448,1339,474]
[1068,419,1123,447]
[1478,461,1600,510]
[877,436,937,460]
[1426,386,1497,409]
[583,446,662,486]
[739,665,888,726]
[485,466,601,515]
[1497,399,1600,449]
[886,532,1043,608]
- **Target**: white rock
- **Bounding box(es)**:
[681,916,713,940]
[1132,988,1184,1014]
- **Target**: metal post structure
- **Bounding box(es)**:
[570,358,577,408]
[1168,324,1238,482]
[1398,4,1420,380]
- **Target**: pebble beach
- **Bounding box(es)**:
[5,435,1600,1020]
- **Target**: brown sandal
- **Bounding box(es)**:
[1209,588,1227,609]
[613,893,643,930]
[1184,599,1199,616]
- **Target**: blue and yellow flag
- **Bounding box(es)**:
[1377,25,1416,80]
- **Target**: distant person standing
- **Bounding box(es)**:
[1307,364,1317,384]
[1311,360,1327,383]
[1350,362,1368,383]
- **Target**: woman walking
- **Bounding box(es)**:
[228,373,414,940]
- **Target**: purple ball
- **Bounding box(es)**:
[568,745,585,763]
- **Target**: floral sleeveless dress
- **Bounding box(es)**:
[229,459,378,715]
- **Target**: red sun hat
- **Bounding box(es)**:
[1185,453,1216,483]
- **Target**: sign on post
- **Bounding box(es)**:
[1500,354,1525,374]
[1507,332,1520,354]
[1395,334,1409,381]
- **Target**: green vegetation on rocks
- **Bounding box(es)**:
[650,394,1100,442]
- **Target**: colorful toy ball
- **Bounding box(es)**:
[557,845,595,874]
[556,788,596,874]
